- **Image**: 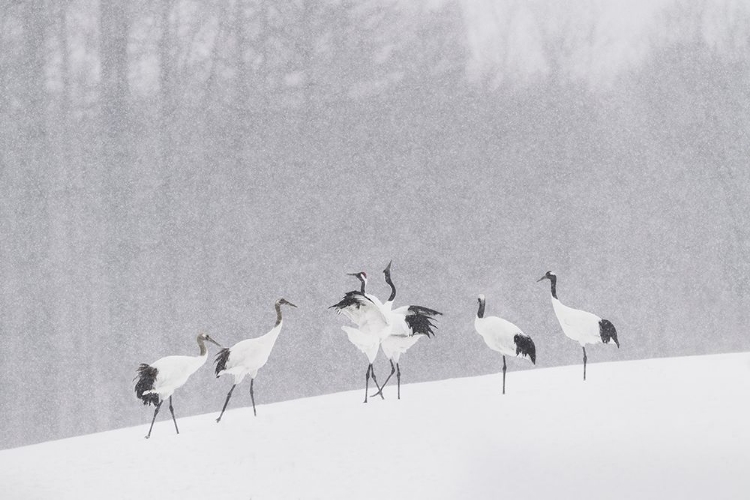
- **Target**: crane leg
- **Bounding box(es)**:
[168,396,179,435]
[145,401,162,439]
[396,363,401,400]
[371,360,395,398]
[250,379,257,417]
[583,347,587,381]
[502,356,507,395]
[216,384,236,423]
[364,364,371,403]
[370,365,385,400]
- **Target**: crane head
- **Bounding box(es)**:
[476,294,486,318]
[198,332,222,347]
[383,261,392,275]
[537,270,556,282]
[276,298,297,308]
[346,271,367,284]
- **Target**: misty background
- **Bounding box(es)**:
[0,0,748,449]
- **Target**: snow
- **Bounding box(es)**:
[2,353,748,500]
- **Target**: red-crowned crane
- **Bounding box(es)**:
[473,294,536,394]
[135,332,222,439]
[537,271,619,380]
[371,261,441,399]
[330,271,390,403]
[214,298,297,422]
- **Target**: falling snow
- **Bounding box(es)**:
[0,0,748,457]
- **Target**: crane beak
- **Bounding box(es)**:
[536,276,547,282]
[383,260,392,273]
[286,301,298,308]
[346,272,359,277]
[206,336,222,347]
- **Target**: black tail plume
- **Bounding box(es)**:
[135,364,159,406]
[214,348,231,377]
[405,305,442,337]
[514,334,536,364]
[599,319,619,348]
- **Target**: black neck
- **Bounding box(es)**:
[360,280,366,294]
[549,276,558,299]
[197,337,207,356]
[275,303,283,326]
[384,272,396,302]
[477,300,485,318]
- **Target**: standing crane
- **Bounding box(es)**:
[371,261,441,399]
[473,294,535,394]
[330,271,390,403]
[537,271,619,380]
[135,332,222,439]
[214,298,297,422]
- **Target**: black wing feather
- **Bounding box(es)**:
[599,319,619,348]
[330,291,370,312]
[134,363,159,406]
[404,305,442,337]
[407,305,442,317]
[513,334,536,364]
[214,348,231,377]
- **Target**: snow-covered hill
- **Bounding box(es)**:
[2,353,748,500]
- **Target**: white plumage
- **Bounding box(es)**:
[551,298,603,346]
[330,271,390,403]
[380,333,423,364]
[341,325,381,364]
[538,271,619,380]
[336,273,391,339]
[145,355,207,401]
[474,316,525,357]
[382,304,418,337]
[214,298,297,422]
[473,294,536,394]
[372,262,441,400]
[217,323,283,383]
[134,332,221,439]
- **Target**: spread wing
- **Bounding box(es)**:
[390,305,442,337]
[331,291,390,334]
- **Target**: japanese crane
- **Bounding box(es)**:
[135,332,222,439]
[473,294,535,394]
[214,298,297,422]
[330,271,390,403]
[371,261,441,399]
[537,271,619,380]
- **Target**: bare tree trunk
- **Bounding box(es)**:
[202,3,228,110]
[159,0,175,165]
[299,0,315,130]
[234,0,249,114]
[48,0,78,440]
[98,0,131,431]
[19,0,54,438]
[58,1,73,130]
[156,0,178,351]
[233,0,250,166]
[0,4,10,121]
[258,0,271,114]
[21,0,48,139]
[100,0,129,137]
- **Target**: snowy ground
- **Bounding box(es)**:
[1,353,749,500]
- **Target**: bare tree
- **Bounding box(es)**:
[99,0,130,135]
